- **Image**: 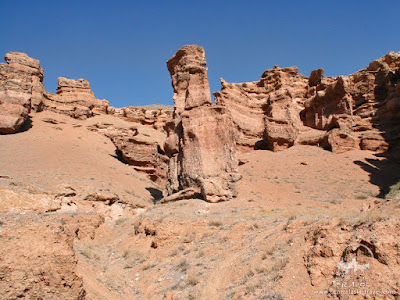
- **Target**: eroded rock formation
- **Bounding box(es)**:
[302,51,400,153]
[43,77,109,120]
[88,122,168,184]
[112,105,173,132]
[0,52,45,133]
[215,51,400,154]
[164,45,241,203]
[214,66,308,152]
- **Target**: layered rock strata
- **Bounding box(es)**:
[88,123,168,184]
[214,66,308,151]
[112,106,173,132]
[0,52,45,133]
[164,45,241,203]
[302,51,400,153]
[43,77,109,120]
[215,51,400,154]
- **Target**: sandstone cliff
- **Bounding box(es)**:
[1,47,400,299]
[112,105,172,132]
[214,66,309,152]
[215,51,400,154]
[302,51,400,153]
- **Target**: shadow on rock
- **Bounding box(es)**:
[146,187,164,204]
[110,149,129,165]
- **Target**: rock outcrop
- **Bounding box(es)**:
[301,51,400,153]
[88,122,168,184]
[112,105,173,132]
[0,52,45,133]
[43,77,109,120]
[215,51,400,154]
[214,66,308,151]
[0,51,112,133]
[164,45,241,203]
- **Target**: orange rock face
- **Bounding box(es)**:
[113,106,173,132]
[165,45,241,203]
[43,77,109,120]
[167,45,212,114]
[0,52,45,133]
[214,66,308,152]
[88,122,169,184]
[302,51,400,153]
[215,51,400,154]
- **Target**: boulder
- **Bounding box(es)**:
[309,68,324,87]
[325,128,359,153]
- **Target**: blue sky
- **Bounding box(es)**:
[1,1,399,107]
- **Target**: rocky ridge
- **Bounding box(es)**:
[215,51,400,155]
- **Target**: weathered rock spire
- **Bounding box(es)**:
[163,45,241,203]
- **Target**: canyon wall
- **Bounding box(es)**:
[215,51,400,154]
[1,49,399,185]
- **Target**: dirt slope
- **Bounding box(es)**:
[0,111,399,299]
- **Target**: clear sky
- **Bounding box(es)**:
[1,0,399,108]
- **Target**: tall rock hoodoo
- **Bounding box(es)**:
[164,45,241,203]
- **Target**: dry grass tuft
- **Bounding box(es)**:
[386,181,400,199]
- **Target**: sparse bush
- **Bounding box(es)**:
[386,181,400,199]
[208,220,223,227]
[142,261,157,270]
[123,251,148,269]
[339,210,388,227]
[355,193,368,200]
[271,257,289,272]
[354,210,387,226]
[262,243,282,259]
[177,259,189,272]
[186,273,199,286]
[169,245,186,257]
